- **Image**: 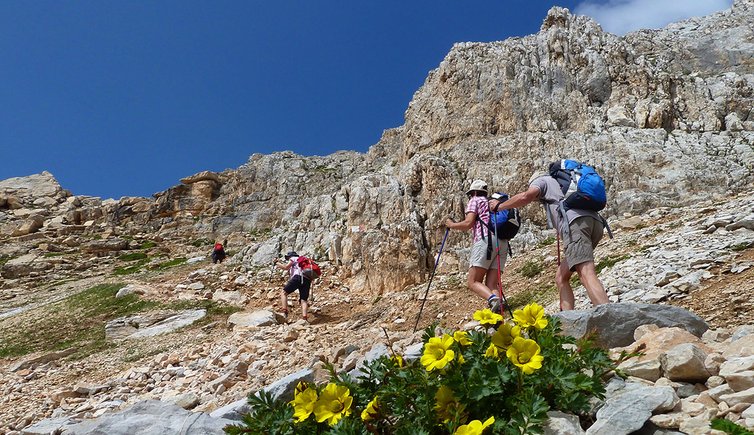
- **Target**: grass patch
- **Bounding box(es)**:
[0,283,160,359]
[118,252,148,262]
[731,241,754,252]
[595,255,630,274]
[43,252,67,258]
[538,236,555,247]
[0,255,13,267]
[191,238,212,248]
[506,283,558,310]
[0,285,242,360]
[570,275,581,288]
[113,258,150,275]
[151,257,187,271]
[516,260,544,278]
[249,228,272,241]
[139,240,157,250]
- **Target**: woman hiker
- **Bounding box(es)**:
[445,179,506,314]
[276,251,311,321]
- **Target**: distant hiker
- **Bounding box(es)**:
[445,180,507,314]
[211,241,226,264]
[276,251,311,321]
[493,161,610,311]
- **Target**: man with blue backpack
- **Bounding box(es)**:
[493,160,610,311]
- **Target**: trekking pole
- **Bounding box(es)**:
[492,212,514,319]
[413,228,450,333]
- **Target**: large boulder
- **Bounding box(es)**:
[554,303,708,349]
[23,400,234,435]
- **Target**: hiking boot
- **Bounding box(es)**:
[487,295,502,314]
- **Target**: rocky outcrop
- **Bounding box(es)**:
[1,3,752,298]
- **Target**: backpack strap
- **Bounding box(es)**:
[473,202,493,260]
[601,215,614,239]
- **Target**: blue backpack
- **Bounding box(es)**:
[549,160,607,211]
[488,194,520,240]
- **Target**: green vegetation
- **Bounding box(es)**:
[113,258,150,275]
[570,275,581,288]
[711,418,754,435]
[226,309,621,434]
[191,238,212,248]
[506,284,558,311]
[152,257,187,271]
[42,252,67,258]
[139,240,157,249]
[113,255,187,276]
[538,236,555,247]
[118,252,148,262]
[249,228,272,240]
[595,255,630,274]
[731,241,754,252]
[0,283,158,359]
[0,284,241,360]
[0,255,10,266]
[516,260,544,278]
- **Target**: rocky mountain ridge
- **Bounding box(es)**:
[1,2,754,434]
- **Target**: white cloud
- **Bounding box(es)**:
[574,0,733,35]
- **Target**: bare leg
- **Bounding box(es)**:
[555,261,575,311]
[279,290,289,314]
[301,300,309,319]
[485,268,499,296]
[574,261,609,306]
[467,266,495,300]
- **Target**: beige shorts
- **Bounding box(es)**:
[563,216,604,271]
[469,237,508,270]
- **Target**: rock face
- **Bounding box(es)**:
[97,0,754,295]
[1,4,753,299]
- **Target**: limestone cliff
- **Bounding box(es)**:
[2,2,753,296]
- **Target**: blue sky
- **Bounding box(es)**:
[0,1,732,199]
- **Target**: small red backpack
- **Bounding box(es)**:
[297,256,321,280]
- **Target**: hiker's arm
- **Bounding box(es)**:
[497,186,540,210]
[446,212,476,230]
[276,260,292,271]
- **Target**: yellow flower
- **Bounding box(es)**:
[506,337,544,374]
[457,353,465,365]
[513,302,548,330]
[289,382,318,423]
[361,396,379,421]
[473,309,504,326]
[421,334,456,372]
[455,416,495,435]
[391,354,404,368]
[490,323,521,350]
[313,383,353,426]
[484,343,500,359]
[453,331,472,346]
[435,385,466,423]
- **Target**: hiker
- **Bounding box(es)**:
[211,241,226,264]
[493,165,610,311]
[445,180,507,314]
[276,251,310,321]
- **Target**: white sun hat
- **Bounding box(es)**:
[466,179,488,195]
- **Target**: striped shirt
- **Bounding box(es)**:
[466,196,490,242]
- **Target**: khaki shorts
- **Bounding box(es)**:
[563,216,604,271]
[469,237,508,270]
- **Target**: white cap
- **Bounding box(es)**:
[466,179,488,195]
